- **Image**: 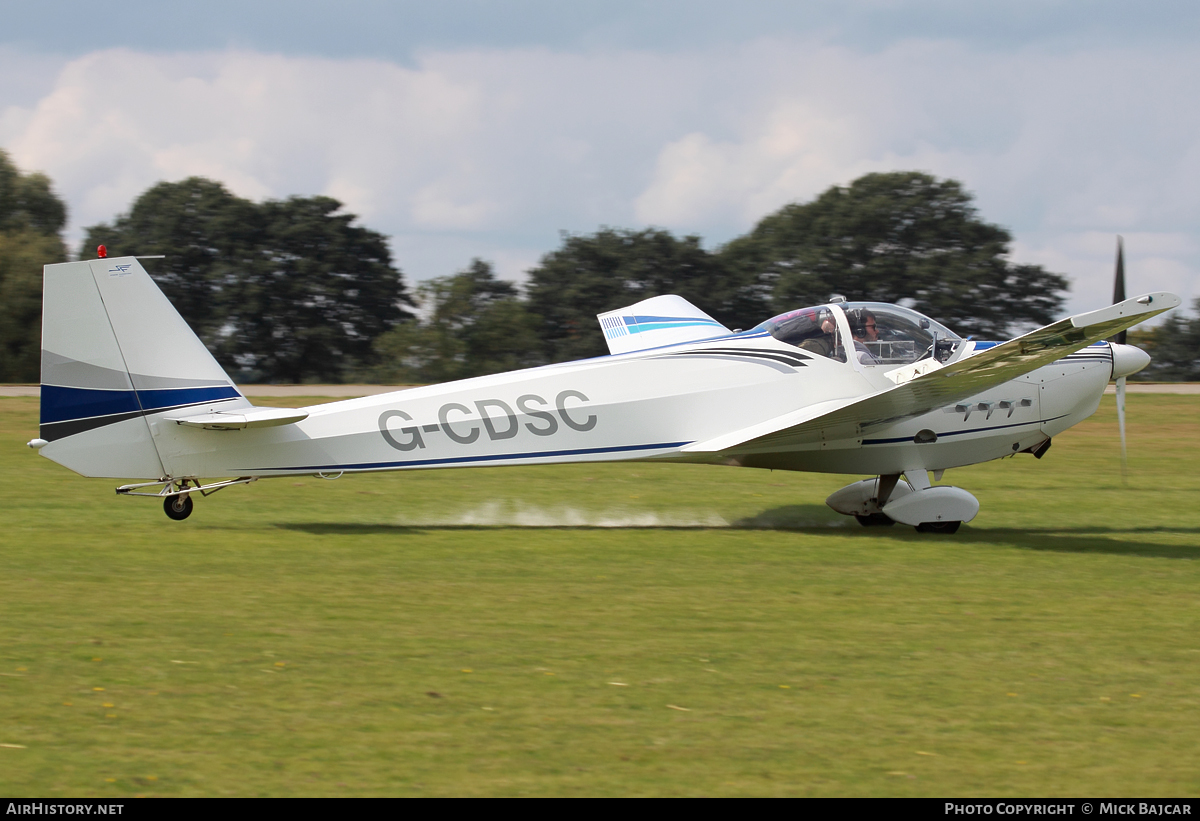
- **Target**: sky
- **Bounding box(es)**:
[2,0,1198,320]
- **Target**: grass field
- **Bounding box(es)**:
[1,394,1198,797]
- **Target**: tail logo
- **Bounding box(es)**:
[108,264,134,276]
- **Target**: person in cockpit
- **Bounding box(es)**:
[847,307,879,365]
[797,312,838,358]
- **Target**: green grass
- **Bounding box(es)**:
[1,394,1198,796]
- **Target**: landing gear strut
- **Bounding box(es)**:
[828,474,905,528]
[116,476,257,520]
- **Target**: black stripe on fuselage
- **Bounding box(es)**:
[655,347,811,368]
[39,397,243,442]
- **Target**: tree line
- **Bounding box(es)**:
[2,151,1195,383]
[0,150,69,382]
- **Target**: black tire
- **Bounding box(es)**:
[164,494,194,521]
[915,520,960,534]
[854,513,896,527]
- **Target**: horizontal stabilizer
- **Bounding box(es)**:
[685,292,1180,454]
[598,295,731,355]
[170,406,310,431]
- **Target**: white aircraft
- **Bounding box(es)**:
[28,251,1178,532]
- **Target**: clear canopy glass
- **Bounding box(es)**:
[754,302,961,366]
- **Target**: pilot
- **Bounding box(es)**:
[847,307,879,365]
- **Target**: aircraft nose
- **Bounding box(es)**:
[1111,343,1151,379]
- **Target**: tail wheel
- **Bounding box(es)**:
[915,520,960,534]
[854,513,896,527]
[164,494,194,521]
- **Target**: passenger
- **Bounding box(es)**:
[797,312,838,358]
[846,307,879,365]
[758,306,844,361]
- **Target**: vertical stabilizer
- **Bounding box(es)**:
[597,294,731,355]
[38,257,249,479]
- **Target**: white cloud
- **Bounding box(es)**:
[634,104,870,229]
[629,39,1200,312]
[7,49,488,228]
[1011,232,1199,317]
[2,37,1197,316]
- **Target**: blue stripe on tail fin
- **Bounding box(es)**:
[597,295,731,355]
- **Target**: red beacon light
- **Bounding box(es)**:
[97,245,107,259]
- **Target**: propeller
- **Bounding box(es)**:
[1110,237,1127,481]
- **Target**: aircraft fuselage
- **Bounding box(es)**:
[133,333,1112,482]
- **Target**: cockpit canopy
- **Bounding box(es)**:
[753,302,961,366]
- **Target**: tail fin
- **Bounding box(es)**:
[37,257,249,478]
[597,294,731,355]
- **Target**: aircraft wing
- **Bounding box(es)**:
[684,292,1180,454]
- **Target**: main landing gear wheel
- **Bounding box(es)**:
[164,494,194,521]
[915,520,960,534]
[854,513,896,527]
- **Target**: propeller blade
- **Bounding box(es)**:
[1111,237,1129,482]
[1111,236,1127,345]
[1116,375,1128,483]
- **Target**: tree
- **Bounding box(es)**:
[81,178,259,349]
[1129,300,1200,381]
[0,151,66,237]
[525,228,765,363]
[0,149,68,382]
[719,172,1068,338]
[227,196,414,383]
[82,178,413,382]
[0,230,67,381]
[371,259,541,383]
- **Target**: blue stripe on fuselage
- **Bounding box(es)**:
[971,340,1111,351]
[237,440,695,473]
[861,414,1069,445]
